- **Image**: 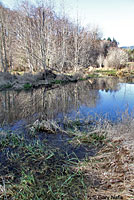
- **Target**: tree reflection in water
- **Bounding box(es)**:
[0,78,119,125]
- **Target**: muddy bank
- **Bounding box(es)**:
[0,70,85,91]
[1,68,134,91]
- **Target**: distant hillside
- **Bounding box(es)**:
[121,46,134,50]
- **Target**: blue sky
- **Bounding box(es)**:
[2,0,134,46]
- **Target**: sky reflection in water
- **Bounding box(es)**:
[62,83,134,122]
[0,79,134,128]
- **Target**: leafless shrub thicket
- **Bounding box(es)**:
[103,47,128,69]
[0,1,124,74]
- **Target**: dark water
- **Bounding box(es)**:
[0,77,134,131]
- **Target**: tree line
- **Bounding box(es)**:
[0,1,128,74]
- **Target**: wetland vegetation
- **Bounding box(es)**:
[0,78,134,199]
[0,1,134,199]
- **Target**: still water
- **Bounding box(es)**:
[0,78,134,131]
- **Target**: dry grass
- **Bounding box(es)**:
[31,115,134,199]
[76,114,134,199]
[78,139,134,199]
[0,112,134,199]
[30,119,64,134]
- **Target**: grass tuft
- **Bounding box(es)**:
[0,113,134,199]
[0,131,93,200]
[23,83,32,90]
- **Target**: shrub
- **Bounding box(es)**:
[104,47,128,69]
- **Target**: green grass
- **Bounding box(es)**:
[75,132,106,145]
[0,83,12,90]
[51,79,66,85]
[65,119,83,128]
[87,73,99,78]
[95,69,117,76]
[4,83,12,89]
[0,121,105,200]
[62,119,106,146]
[23,83,32,90]
[0,114,133,199]
[69,131,106,147]
[79,77,87,81]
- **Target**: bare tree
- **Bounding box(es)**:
[97,54,104,68]
[0,0,115,75]
[0,5,8,72]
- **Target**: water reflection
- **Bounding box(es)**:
[0,78,120,125]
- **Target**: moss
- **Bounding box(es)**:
[24,83,32,90]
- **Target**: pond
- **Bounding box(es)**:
[0,77,134,132]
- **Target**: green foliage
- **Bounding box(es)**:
[24,83,32,90]
[112,37,118,46]
[107,37,112,42]
[95,69,117,76]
